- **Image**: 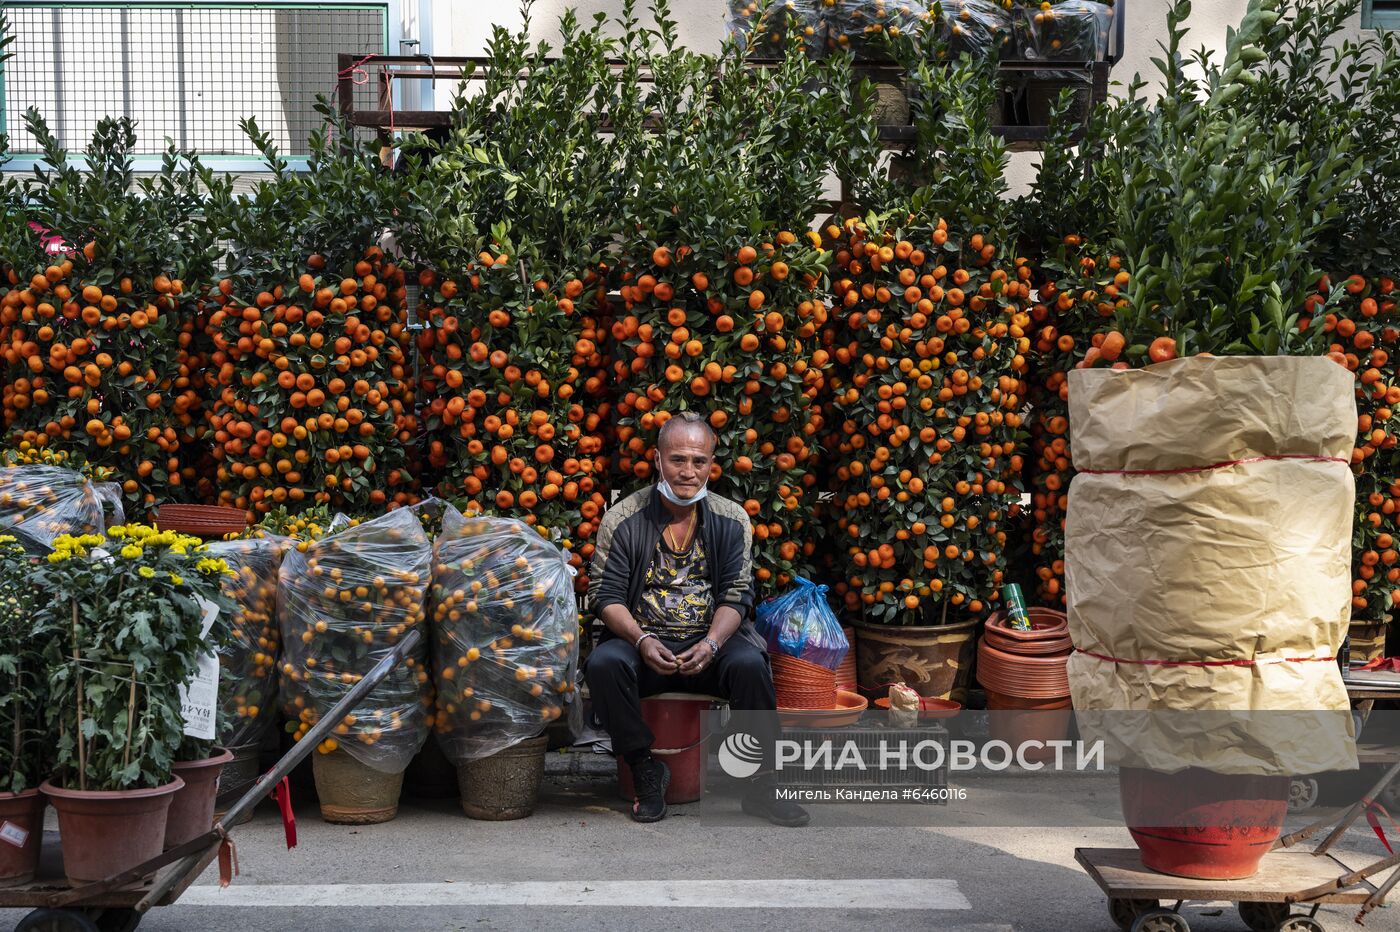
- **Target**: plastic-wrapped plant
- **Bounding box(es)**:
[0,534,44,793]
[277,507,431,771]
[430,508,579,762]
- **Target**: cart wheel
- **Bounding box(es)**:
[1277,918,1324,932]
[1109,898,1161,931]
[14,908,101,932]
[1288,777,1320,812]
[91,908,142,932]
[1131,910,1190,932]
[1239,901,1291,931]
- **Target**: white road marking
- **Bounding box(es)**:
[179,879,970,910]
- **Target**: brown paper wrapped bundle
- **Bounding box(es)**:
[1066,356,1358,775]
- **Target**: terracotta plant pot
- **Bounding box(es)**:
[457,735,548,821]
[41,777,184,886]
[985,692,1072,760]
[152,504,249,539]
[976,640,1071,699]
[1348,621,1387,664]
[1120,767,1290,880]
[0,789,44,886]
[165,747,234,849]
[855,618,979,702]
[836,625,858,692]
[311,750,404,825]
[981,608,1072,656]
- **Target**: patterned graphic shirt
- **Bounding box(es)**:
[637,536,713,640]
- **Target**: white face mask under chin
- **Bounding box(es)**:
[657,476,708,507]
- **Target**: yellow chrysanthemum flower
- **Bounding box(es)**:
[138,566,156,579]
[120,544,142,559]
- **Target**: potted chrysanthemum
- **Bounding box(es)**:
[33,525,233,885]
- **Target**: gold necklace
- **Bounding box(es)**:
[666,510,697,553]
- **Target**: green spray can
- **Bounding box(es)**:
[1003,583,1032,631]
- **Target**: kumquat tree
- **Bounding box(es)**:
[205,103,419,518]
[824,34,1031,624]
[609,0,853,596]
[403,10,618,588]
[0,112,227,516]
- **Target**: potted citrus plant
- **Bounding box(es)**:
[1,110,227,517]
[32,525,233,885]
[0,533,46,886]
[430,508,579,820]
[277,508,432,824]
[826,41,1027,703]
[205,529,287,822]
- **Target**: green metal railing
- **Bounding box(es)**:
[1,0,390,168]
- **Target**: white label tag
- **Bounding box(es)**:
[196,595,220,639]
[0,821,29,849]
[179,596,222,740]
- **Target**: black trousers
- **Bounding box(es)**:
[585,632,779,768]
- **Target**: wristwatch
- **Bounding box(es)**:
[703,636,720,657]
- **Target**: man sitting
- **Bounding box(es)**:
[585,411,808,826]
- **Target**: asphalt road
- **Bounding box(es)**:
[5,768,1400,932]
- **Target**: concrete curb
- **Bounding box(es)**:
[545,749,618,777]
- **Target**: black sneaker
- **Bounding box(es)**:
[741,780,811,827]
[630,756,670,823]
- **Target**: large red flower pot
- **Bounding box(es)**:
[0,789,44,886]
[166,747,234,849]
[42,777,184,886]
[1119,767,1289,880]
[618,694,713,805]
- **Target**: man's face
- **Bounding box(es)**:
[658,428,715,500]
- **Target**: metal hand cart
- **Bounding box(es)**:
[1,629,422,932]
[1077,754,1400,932]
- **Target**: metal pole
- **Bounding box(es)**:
[134,627,424,912]
[1312,756,1400,856]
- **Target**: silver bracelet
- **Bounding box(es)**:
[703,636,720,657]
[635,632,659,650]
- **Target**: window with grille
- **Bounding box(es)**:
[0,2,389,164]
[1365,0,1400,29]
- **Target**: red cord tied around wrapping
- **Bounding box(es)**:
[1073,648,1337,668]
[1074,449,1346,669]
[1076,452,1348,477]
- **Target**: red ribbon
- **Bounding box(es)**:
[1077,453,1347,477]
[218,830,240,888]
[271,776,297,850]
[1364,797,1398,854]
[1074,648,1336,668]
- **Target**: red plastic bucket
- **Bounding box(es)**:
[1120,767,1290,880]
[617,694,716,805]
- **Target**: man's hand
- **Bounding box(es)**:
[676,641,715,674]
[638,636,680,675]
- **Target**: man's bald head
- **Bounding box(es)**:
[656,411,717,455]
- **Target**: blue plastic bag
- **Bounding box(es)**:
[755,576,849,671]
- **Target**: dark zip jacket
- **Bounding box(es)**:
[588,485,764,653]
